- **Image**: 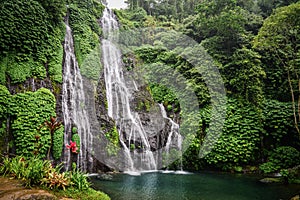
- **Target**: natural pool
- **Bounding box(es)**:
[90,171,300,200]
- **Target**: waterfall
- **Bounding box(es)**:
[158,104,183,170]
[31,78,36,91]
[62,22,93,172]
[101,8,157,172]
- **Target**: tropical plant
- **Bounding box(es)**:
[68,163,91,190]
[259,146,300,174]
[52,126,64,160]
[42,164,71,190]
[0,156,51,187]
[42,116,62,160]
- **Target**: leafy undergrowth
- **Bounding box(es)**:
[0,156,110,200]
[51,187,110,200]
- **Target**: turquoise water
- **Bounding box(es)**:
[90,171,300,200]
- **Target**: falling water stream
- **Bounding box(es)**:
[101,8,157,172]
[62,22,93,172]
[158,104,183,170]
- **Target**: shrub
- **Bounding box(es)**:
[10,88,56,158]
[259,146,300,174]
[42,164,71,190]
[71,134,81,154]
[0,156,51,187]
[259,162,280,174]
[52,126,64,160]
[268,146,300,169]
[68,164,90,191]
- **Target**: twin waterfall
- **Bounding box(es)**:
[62,8,182,173]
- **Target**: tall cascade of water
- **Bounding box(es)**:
[101,8,158,171]
[62,22,93,172]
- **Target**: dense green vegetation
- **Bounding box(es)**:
[0,156,110,199]
[0,0,66,84]
[0,86,57,158]
[118,0,300,178]
[0,0,104,158]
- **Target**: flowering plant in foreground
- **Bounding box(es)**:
[66,141,79,153]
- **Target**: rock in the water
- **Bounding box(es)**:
[259,177,281,183]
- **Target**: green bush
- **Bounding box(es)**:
[269,146,300,168]
[6,57,46,84]
[80,44,102,81]
[0,0,66,84]
[68,164,91,191]
[0,85,10,118]
[52,126,64,160]
[0,156,51,187]
[259,162,280,174]
[203,98,262,170]
[10,88,56,158]
[259,146,300,174]
[72,134,81,153]
[47,22,66,83]
[0,0,48,56]
[68,1,104,67]
[105,126,120,156]
[262,100,296,147]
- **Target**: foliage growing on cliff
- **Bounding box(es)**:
[68,0,104,67]
[6,88,56,158]
[105,126,120,156]
[0,0,49,57]
[52,126,64,160]
[0,0,66,84]
[12,89,56,157]
[262,100,298,149]
[254,2,300,135]
[80,44,102,81]
[202,98,262,170]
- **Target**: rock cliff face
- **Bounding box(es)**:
[83,64,180,172]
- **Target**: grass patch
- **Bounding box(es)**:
[50,187,110,200]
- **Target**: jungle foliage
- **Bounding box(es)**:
[0,86,57,158]
[118,0,300,172]
[0,0,66,84]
